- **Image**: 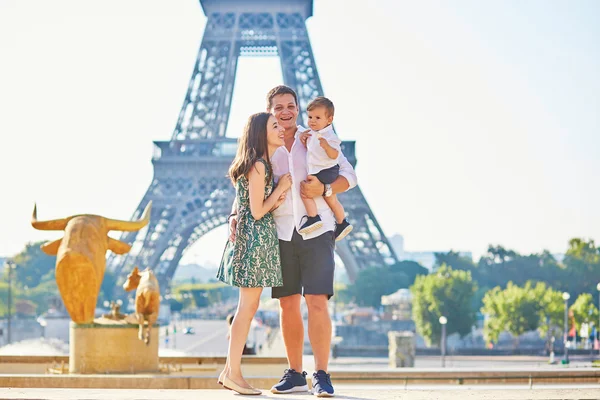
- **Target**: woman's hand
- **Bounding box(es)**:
[270,191,287,211]
[276,172,293,192]
[298,130,311,147]
[228,215,237,242]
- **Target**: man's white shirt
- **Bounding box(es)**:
[271,125,357,241]
[306,124,342,175]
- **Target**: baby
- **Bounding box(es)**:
[298,96,352,241]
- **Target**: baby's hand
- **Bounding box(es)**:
[299,130,311,147]
[318,136,330,149]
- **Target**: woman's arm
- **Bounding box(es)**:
[269,191,287,212]
[248,162,291,220]
[228,195,238,242]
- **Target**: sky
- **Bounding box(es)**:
[0,0,598,267]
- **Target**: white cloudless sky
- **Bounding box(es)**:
[0,0,598,266]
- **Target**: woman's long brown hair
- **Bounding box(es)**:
[228,112,273,184]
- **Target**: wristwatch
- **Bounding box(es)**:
[323,183,333,197]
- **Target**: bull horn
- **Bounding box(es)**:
[31,204,68,231]
[106,201,152,232]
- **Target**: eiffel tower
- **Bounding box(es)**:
[109,0,398,290]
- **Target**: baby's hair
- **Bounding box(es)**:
[307,96,335,117]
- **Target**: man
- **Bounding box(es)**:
[230,85,357,397]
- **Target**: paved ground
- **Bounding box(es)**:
[1,386,599,400]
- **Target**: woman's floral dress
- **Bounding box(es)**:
[217,159,283,288]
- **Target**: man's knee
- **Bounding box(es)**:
[305,294,329,314]
[279,294,302,313]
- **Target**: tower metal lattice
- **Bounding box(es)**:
[109,0,398,290]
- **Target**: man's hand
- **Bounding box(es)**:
[298,129,311,147]
[228,215,237,242]
[301,175,325,199]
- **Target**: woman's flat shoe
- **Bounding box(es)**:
[223,376,261,395]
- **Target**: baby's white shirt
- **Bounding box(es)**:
[304,124,342,175]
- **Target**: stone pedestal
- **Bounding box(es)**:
[69,320,159,374]
[388,331,415,368]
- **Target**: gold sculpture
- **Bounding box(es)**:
[31,202,152,324]
[123,266,160,345]
[101,301,127,321]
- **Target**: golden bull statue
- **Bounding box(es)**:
[31,202,152,324]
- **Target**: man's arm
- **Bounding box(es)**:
[301,152,357,198]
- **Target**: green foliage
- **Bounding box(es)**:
[20,280,59,315]
[344,262,421,308]
[396,261,429,285]
[563,238,600,299]
[570,293,599,332]
[481,282,546,346]
[476,246,565,291]
[533,283,565,338]
[434,250,476,273]
[410,265,477,346]
[8,241,56,289]
[0,281,14,316]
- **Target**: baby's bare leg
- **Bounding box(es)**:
[302,196,318,217]
[324,194,345,224]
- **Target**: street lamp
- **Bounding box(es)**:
[439,316,448,367]
[4,260,17,345]
[596,283,600,355]
[562,292,570,364]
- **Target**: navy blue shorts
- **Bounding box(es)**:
[313,164,339,185]
[272,230,335,300]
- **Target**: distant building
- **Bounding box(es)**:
[381,288,412,321]
[389,234,472,272]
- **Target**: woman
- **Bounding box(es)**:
[216,112,292,395]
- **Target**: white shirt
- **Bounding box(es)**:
[271,125,358,241]
[306,124,342,175]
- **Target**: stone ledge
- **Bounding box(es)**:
[0,355,287,365]
[0,369,599,389]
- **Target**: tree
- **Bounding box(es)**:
[477,246,565,290]
[8,241,56,289]
[396,261,428,284]
[344,261,427,308]
[348,266,408,308]
[410,265,477,346]
[563,238,600,299]
[532,282,564,339]
[570,293,599,333]
[481,282,543,347]
[434,250,476,273]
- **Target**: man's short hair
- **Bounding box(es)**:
[307,96,335,117]
[266,85,299,110]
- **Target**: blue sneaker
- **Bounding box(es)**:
[312,370,334,397]
[271,368,309,394]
